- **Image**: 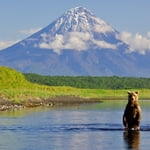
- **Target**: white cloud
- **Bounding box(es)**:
[92,40,117,49]
[93,24,113,33]
[19,27,42,35]
[91,17,114,33]
[39,32,116,54]
[147,32,150,38]
[118,31,150,54]
[0,40,19,50]
[0,27,42,50]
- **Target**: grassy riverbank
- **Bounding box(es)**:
[0,66,150,110]
[1,87,149,101]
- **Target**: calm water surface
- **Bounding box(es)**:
[0,100,150,150]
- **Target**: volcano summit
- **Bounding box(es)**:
[0,7,150,76]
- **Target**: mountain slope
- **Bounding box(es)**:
[0,7,150,77]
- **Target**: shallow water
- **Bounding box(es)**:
[0,100,150,150]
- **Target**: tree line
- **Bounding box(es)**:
[24,73,150,89]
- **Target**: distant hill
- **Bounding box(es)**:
[0,66,32,89]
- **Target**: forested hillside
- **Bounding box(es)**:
[24,74,150,89]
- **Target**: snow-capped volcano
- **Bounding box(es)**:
[0,7,150,77]
[50,7,114,33]
[22,7,122,54]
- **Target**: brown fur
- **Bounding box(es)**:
[123,91,142,130]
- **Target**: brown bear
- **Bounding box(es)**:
[123,91,142,130]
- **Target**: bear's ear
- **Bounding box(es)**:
[135,91,139,94]
[127,91,131,94]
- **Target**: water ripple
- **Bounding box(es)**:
[0,123,150,133]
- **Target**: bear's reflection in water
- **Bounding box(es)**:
[123,130,140,150]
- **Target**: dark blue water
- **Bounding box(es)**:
[0,100,150,150]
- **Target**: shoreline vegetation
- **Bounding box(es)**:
[0,66,150,111]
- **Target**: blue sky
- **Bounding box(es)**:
[0,0,150,51]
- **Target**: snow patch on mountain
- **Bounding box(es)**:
[37,7,118,53]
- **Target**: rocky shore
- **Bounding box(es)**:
[0,95,101,111]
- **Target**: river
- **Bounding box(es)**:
[0,100,150,150]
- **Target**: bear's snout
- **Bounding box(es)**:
[129,95,134,101]
[131,97,134,101]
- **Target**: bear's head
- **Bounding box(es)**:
[127,91,139,105]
